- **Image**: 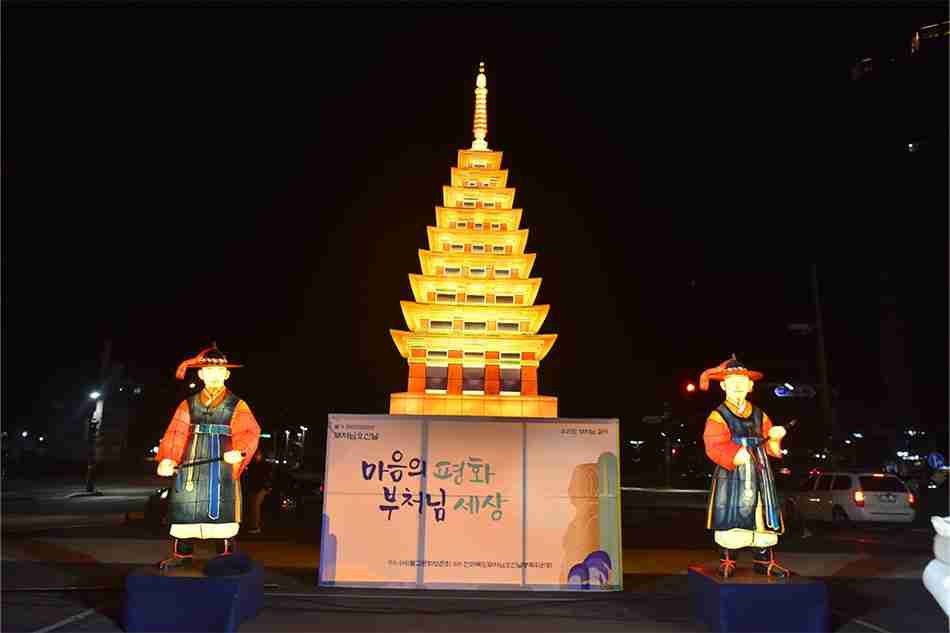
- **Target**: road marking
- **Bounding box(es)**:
[831,610,892,633]
[3,586,117,592]
[30,608,95,633]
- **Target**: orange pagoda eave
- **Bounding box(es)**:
[389,62,558,418]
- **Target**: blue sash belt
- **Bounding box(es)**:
[191,423,230,519]
[194,424,231,435]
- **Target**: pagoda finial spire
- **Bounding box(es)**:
[471,61,489,151]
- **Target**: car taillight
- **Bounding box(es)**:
[908,492,915,506]
[853,490,865,507]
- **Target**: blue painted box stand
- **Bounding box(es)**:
[688,564,829,633]
[123,553,263,633]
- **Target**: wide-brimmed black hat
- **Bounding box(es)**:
[699,354,764,391]
[175,344,243,380]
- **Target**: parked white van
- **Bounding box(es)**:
[787,471,916,524]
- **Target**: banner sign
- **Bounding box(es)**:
[319,414,621,591]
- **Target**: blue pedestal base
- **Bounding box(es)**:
[122,554,263,632]
[688,564,828,633]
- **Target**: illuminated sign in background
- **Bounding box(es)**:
[320,414,621,591]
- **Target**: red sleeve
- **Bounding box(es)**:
[157,401,191,464]
[763,413,783,459]
[704,413,739,470]
[230,400,261,477]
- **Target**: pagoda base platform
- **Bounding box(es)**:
[390,392,557,417]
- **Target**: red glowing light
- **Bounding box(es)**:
[853,490,865,507]
[686,383,696,393]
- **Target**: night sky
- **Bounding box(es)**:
[3,6,947,453]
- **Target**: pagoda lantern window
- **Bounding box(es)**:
[470,159,488,168]
[463,351,485,362]
[465,179,479,188]
[490,223,501,231]
[463,321,487,332]
[492,245,506,255]
[462,199,477,208]
[456,221,468,229]
[444,266,461,276]
[472,244,486,253]
[426,365,449,393]
[497,321,520,333]
[450,243,465,252]
[469,267,487,278]
[496,294,515,304]
[466,294,486,304]
[494,268,511,278]
[473,222,484,231]
[436,292,456,303]
[500,367,522,395]
[462,366,486,394]
[482,201,496,209]
[430,320,453,332]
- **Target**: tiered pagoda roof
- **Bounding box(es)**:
[389,63,558,418]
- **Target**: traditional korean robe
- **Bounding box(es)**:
[157,388,260,539]
[703,399,784,549]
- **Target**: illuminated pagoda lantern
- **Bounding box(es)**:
[390,62,558,418]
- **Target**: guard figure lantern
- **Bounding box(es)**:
[156,345,261,571]
[700,355,790,578]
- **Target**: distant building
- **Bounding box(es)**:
[851,19,948,81]
[911,20,949,55]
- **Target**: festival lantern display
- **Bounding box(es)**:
[155,345,261,571]
[389,62,558,418]
[700,355,790,578]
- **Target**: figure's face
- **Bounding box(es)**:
[720,374,753,401]
[197,366,230,389]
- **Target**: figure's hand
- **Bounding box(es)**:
[733,447,751,466]
[769,426,786,440]
[157,459,177,477]
[223,450,243,465]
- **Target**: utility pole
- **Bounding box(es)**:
[810,265,835,447]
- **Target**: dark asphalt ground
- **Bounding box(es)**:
[3,562,946,633]
[2,476,946,632]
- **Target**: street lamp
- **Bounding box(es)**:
[685,383,696,393]
[86,389,105,493]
